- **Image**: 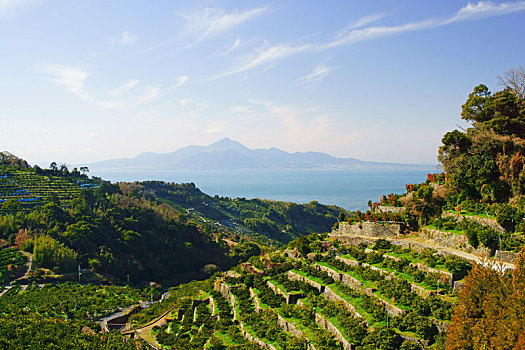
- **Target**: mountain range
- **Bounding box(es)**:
[90,138,433,171]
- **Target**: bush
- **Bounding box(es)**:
[373,239,392,251]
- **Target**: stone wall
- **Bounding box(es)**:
[250,288,264,314]
[275,314,317,350]
[430,318,450,333]
[267,280,305,304]
[322,286,366,323]
[287,271,325,293]
[329,236,375,246]
[495,250,518,263]
[421,228,493,257]
[315,264,363,290]
[442,211,505,234]
[209,297,216,316]
[330,222,401,238]
[314,313,354,350]
[337,256,439,298]
[377,206,406,214]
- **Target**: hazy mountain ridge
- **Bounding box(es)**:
[91,138,432,171]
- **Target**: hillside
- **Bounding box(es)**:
[2,71,525,349]
[0,154,348,286]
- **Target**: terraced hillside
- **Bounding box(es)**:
[0,167,100,211]
[113,235,467,350]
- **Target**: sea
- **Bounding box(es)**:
[90,169,434,211]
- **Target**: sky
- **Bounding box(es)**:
[1,0,525,167]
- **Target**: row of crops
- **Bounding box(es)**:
[143,241,463,349]
[0,169,99,211]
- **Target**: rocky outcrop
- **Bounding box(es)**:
[330,222,401,238]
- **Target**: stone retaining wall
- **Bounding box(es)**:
[322,286,366,323]
[442,211,505,234]
[430,318,450,333]
[250,288,264,314]
[267,280,305,304]
[275,315,317,350]
[421,228,493,257]
[209,297,216,316]
[330,222,401,238]
[314,313,354,350]
[315,264,363,290]
[287,271,325,293]
[240,325,278,350]
[495,250,518,263]
[377,206,406,214]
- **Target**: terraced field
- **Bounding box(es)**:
[120,239,464,349]
[0,170,99,211]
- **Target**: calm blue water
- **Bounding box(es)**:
[90,169,432,211]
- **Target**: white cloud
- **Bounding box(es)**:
[181,6,267,42]
[213,42,311,79]
[442,1,525,24]
[324,1,525,49]
[222,37,241,55]
[169,75,189,90]
[0,0,41,16]
[38,64,125,109]
[137,86,162,103]
[107,79,140,96]
[119,30,138,45]
[295,63,339,85]
[346,13,386,30]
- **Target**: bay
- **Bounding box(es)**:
[90,169,433,211]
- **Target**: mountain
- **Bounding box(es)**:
[90,137,432,171]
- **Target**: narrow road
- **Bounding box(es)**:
[121,306,176,349]
[0,250,33,298]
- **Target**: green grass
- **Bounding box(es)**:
[424,224,465,236]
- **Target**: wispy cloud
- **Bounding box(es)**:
[137,86,162,103]
[212,42,311,79]
[181,6,267,42]
[119,30,137,45]
[442,1,525,24]
[347,13,386,30]
[0,0,40,16]
[222,37,241,55]
[295,63,339,85]
[169,75,189,90]
[107,79,140,96]
[38,64,125,109]
[324,1,525,49]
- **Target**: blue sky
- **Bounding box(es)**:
[1,0,524,166]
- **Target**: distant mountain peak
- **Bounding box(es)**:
[90,138,432,171]
[209,137,250,151]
